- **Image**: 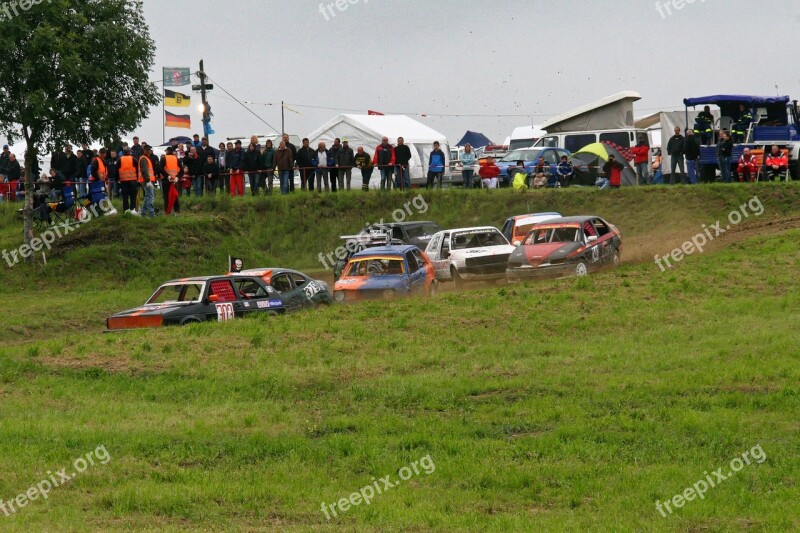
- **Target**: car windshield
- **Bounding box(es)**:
[500,149,541,163]
[147,282,204,304]
[405,224,440,239]
[346,258,405,276]
[525,227,580,245]
[452,229,508,249]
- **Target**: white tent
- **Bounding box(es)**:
[308,114,449,187]
[635,110,719,177]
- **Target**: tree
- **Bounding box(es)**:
[0,0,159,261]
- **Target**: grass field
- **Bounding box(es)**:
[0,185,798,531]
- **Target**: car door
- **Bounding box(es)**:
[234,277,283,315]
[205,278,243,321]
[271,273,305,312]
[291,272,322,308]
[501,218,514,242]
[405,250,427,294]
[581,221,603,270]
[591,218,616,265]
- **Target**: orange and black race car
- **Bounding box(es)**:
[107,269,331,330]
[506,216,622,281]
[333,245,437,302]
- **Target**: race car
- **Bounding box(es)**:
[106,269,331,330]
[333,245,437,302]
[425,226,515,288]
[501,212,562,246]
[506,216,622,281]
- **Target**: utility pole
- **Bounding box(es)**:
[199,60,210,142]
[281,100,285,135]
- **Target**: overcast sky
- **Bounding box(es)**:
[24,0,800,148]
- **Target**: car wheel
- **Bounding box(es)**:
[451,267,464,289]
[575,261,588,277]
[611,249,620,267]
[180,317,202,325]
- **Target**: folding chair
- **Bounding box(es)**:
[50,184,78,225]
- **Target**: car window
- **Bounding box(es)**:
[565,134,596,153]
[441,233,450,256]
[392,227,404,241]
[452,229,507,250]
[583,221,597,239]
[525,227,580,244]
[522,150,542,162]
[209,279,238,302]
[593,218,611,236]
[406,251,419,273]
[271,274,293,293]
[291,273,308,288]
[428,234,441,254]
[147,283,204,304]
[538,136,558,148]
[501,219,513,240]
[347,258,404,276]
[599,132,630,148]
[411,249,427,270]
[235,279,268,299]
[543,150,559,164]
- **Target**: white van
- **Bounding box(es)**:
[508,125,546,151]
[533,128,649,152]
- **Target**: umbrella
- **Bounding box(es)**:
[570,142,637,186]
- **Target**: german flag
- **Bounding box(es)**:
[164,89,190,107]
[165,110,191,129]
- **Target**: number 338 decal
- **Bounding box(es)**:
[591,245,600,263]
[215,302,235,321]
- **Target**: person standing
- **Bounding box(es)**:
[694,106,714,144]
[315,142,330,192]
[184,146,204,197]
[716,130,733,183]
[60,145,77,183]
[354,146,373,191]
[130,136,144,161]
[683,129,701,184]
[373,137,395,190]
[337,138,356,191]
[295,138,316,191]
[160,147,181,214]
[262,139,276,193]
[427,141,446,189]
[138,145,156,218]
[394,136,412,190]
[631,137,650,185]
[327,138,342,193]
[460,144,476,189]
[105,148,119,199]
[666,127,686,184]
[243,142,262,195]
[228,140,246,196]
[731,104,753,143]
[74,149,90,195]
[274,141,294,195]
[90,148,108,184]
[118,147,139,213]
[282,134,297,193]
[0,145,10,178]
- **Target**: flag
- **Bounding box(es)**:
[163,67,191,87]
[164,89,190,107]
[166,182,179,215]
[368,110,384,116]
[229,256,244,273]
[165,110,191,129]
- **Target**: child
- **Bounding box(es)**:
[180,166,192,196]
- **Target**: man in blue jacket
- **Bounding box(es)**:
[426,141,446,189]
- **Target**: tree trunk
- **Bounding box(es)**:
[23,141,37,264]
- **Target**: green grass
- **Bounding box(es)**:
[0,185,798,530]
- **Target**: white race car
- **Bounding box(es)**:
[425,226,515,288]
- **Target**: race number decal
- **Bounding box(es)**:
[215,302,235,322]
[304,282,322,299]
[591,245,600,263]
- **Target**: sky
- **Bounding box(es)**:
[11,0,800,149]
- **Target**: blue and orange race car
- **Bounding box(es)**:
[333,245,438,302]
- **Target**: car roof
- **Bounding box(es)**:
[438,226,501,234]
[163,275,236,283]
[508,212,562,222]
[365,221,437,228]
[352,245,418,257]
[535,216,601,224]
[236,267,299,276]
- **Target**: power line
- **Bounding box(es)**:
[202,75,281,133]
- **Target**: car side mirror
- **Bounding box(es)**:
[208,294,219,303]
[587,235,598,243]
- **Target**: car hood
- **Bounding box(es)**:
[335,275,409,291]
[450,245,516,259]
[511,242,583,267]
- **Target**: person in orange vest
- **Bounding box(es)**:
[736,147,758,182]
[90,148,108,183]
[139,144,155,217]
[117,147,139,214]
[159,147,181,214]
[764,145,788,181]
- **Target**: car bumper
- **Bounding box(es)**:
[506,264,571,281]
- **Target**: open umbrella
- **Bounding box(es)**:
[570,142,637,186]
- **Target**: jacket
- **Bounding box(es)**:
[716,138,733,157]
[667,134,685,156]
[316,149,329,168]
[105,156,120,181]
[202,161,220,180]
[327,145,341,168]
[228,148,246,170]
[354,151,372,168]
[7,159,21,181]
[243,149,262,172]
[602,160,624,186]
[0,152,9,175]
[337,146,355,167]
[394,144,412,166]
[184,153,203,176]
[262,147,276,171]
[372,144,395,167]
[429,149,445,173]
[60,153,78,179]
[296,146,317,169]
[460,151,476,168]
[631,144,649,164]
[274,148,294,171]
[479,163,500,179]
[683,136,701,160]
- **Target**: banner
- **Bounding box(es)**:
[368,110,384,116]
[165,110,191,129]
[164,89,190,107]
[163,67,191,87]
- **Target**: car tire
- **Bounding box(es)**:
[452,267,464,289]
[611,249,620,267]
[575,261,588,277]
[180,316,202,325]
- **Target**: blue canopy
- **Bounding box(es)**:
[455,130,492,148]
[684,95,791,125]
